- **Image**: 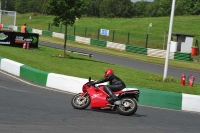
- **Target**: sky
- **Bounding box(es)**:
[131,0,154,2]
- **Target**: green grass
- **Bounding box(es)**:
[40,35,200,72]
[15,14,200,49]
[1,42,200,95]
[1,13,200,95]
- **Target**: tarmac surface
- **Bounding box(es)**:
[1,41,200,133]
[0,71,200,133]
[39,41,200,83]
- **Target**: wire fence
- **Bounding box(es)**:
[47,23,168,50]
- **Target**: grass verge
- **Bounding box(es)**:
[0,42,200,95]
[40,35,200,72]
[16,14,200,49]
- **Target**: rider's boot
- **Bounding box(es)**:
[104,86,119,104]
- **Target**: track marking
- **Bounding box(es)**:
[1,70,200,114]
[0,70,75,95]
[0,85,33,93]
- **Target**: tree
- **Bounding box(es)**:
[15,0,29,13]
[44,0,88,57]
[133,1,150,17]
[85,0,101,17]
[1,0,16,11]
[99,0,134,18]
[176,0,200,15]
[15,0,46,14]
[150,0,172,17]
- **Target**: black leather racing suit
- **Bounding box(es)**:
[94,74,126,100]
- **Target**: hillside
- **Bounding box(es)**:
[15,14,200,50]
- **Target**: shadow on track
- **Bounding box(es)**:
[83,108,147,117]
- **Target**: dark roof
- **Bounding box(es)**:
[172,32,195,37]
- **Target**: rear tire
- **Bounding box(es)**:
[116,97,138,116]
[71,94,90,109]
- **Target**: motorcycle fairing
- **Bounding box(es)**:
[87,87,109,108]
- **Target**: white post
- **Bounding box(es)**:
[14,11,16,26]
[148,23,152,34]
[0,0,1,23]
[163,0,176,81]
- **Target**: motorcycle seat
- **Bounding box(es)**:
[113,88,139,94]
[122,88,139,91]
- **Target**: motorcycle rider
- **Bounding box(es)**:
[91,68,126,103]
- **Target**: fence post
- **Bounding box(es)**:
[145,34,149,48]
[112,30,115,42]
[48,23,50,31]
[127,32,130,44]
[97,29,100,40]
[60,24,62,33]
[74,26,76,35]
[85,27,87,37]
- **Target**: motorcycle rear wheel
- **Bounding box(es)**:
[116,97,137,116]
[71,94,90,109]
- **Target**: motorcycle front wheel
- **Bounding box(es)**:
[116,97,138,116]
[71,93,90,109]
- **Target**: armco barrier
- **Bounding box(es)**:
[66,34,75,41]
[139,88,182,110]
[0,56,200,112]
[81,37,91,44]
[20,65,49,86]
[174,52,191,61]
[27,28,33,33]
[12,25,192,61]
[17,26,20,31]
[32,29,42,35]
[53,32,65,39]
[1,59,23,76]
[75,36,83,43]
[46,73,88,94]
[147,48,174,59]
[75,36,90,45]
[46,73,107,93]
[90,39,107,47]
[106,41,126,51]
[126,45,147,55]
[42,30,53,36]
[182,94,200,112]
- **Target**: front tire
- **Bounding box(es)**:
[116,97,138,116]
[71,94,90,109]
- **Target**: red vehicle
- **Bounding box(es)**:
[71,77,140,116]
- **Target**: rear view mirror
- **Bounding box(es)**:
[89,77,91,82]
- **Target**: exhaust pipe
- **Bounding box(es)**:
[119,91,139,100]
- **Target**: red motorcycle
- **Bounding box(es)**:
[71,77,140,116]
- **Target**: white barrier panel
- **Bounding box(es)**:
[75,36,82,43]
[46,73,88,93]
[32,29,42,35]
[82,37,90,44]
[106,41,126,51]
[52,32,65,39]
[1,59,24,76]
[0,57,2,69]
[147,48,174,59]
[46,73,108,93]
[75,36,90,44]
[170,41,177,52]
[182,94,200,112]
[13,26,18,31]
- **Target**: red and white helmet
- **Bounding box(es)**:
[104,69,114,78]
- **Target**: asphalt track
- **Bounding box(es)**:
[39,41,200,83]
[1,71,200,133]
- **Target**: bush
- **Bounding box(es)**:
[149,76,177,83]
